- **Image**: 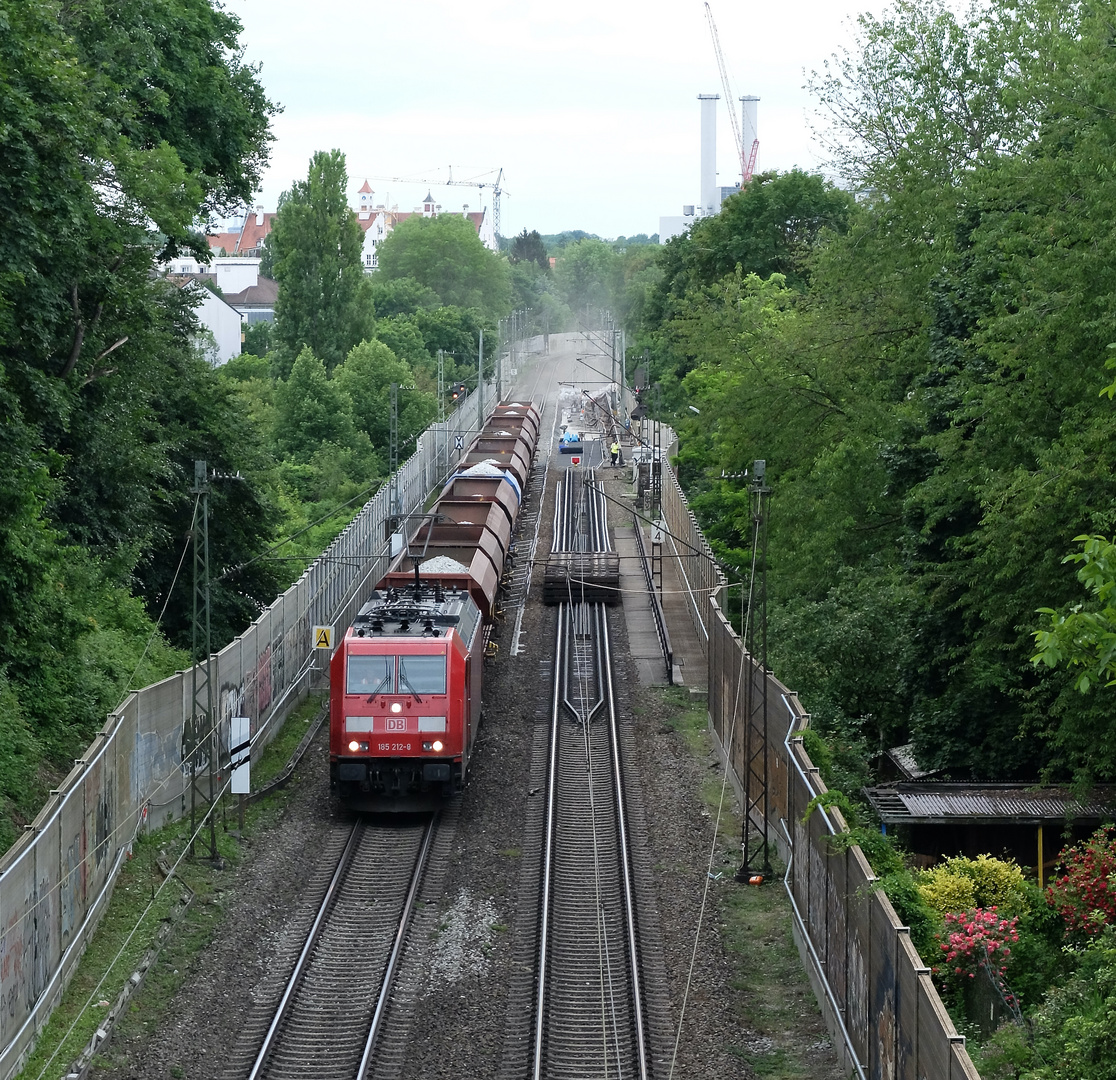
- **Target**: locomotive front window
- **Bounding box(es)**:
[347,653,393,695]
[399,654,447,695]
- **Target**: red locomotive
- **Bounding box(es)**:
[330,402,541,809]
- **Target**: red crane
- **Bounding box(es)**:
[704,3,758,185]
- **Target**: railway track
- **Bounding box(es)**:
[530,469,653,1079]
[224,816,436,1080]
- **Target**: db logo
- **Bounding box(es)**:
[571,456,580,466]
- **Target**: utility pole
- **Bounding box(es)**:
[738,458,773,883]
[620,329,627,424]
[390,382,399,520]
[437,349,445,422]
[478,328,485,429]
[188,461,218,862]
[496,326,503,402]
[611,328,619,397]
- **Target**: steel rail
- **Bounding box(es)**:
[354,814,438,1079]
[533,603,567,1079]
[247,821,364,1080]
[598,601,650,1079]
[532,470,648,1080]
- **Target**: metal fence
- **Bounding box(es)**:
[660,462,981,1080]
[0,387,497,1079]
[656,441,722,653]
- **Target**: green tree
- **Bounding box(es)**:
[373,315,431,370]
[376,213,510,316]
[649,170,852,319]
[553,238,619,315]
[273,346,357,460]
[334,340,435,453]
[0,0,280,841]
[242,320,272,356]
[270,149,375,373]
[1033,537,1116,693]
[367,276,439,318]
[509,228,549,269]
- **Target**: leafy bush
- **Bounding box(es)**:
[1008,881,1068,1011]
[800,722,871,798]
[980,927,1116,1080]
[933,908,1020,1002]
[918,855,1029,918]
[918,866,978,917]
[0,673,41,851]
[1047,826,1116,939]
[879,867,941,960]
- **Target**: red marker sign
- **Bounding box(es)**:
[571,456,580,466]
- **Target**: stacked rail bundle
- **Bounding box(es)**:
[543,470,620,605]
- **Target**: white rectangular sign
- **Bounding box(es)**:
[230,716,251,794]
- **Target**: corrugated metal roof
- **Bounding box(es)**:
[863,783,1116,824]
[885,743,939,781]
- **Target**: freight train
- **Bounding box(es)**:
[329,402,541,810]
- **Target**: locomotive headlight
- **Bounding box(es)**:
[348,740,360,752]
[432,740,444,752]
[390,702,402,714]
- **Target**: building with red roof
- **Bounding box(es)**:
[204,181,496,276]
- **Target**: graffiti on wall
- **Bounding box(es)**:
[59,831,85,947]
[271,631,285,700]
[257,644,272,715]
[94,788,111,870]
[132,728,182,808]
[0,878,47,1032]
[875,956,897,1079]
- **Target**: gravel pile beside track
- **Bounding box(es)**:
[88,468,831,1080]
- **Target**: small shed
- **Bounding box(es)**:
[862,783,1116,885]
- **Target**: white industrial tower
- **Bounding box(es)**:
[698,93,720,218]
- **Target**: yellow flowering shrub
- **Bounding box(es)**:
[917,854,1029,918]
[917,866,977,917]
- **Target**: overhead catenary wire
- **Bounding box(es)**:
[121,496,198,695]
[668,506,760,1079]
[18,380,526,1071]
[32,768,236,1080]
[217,476,385,583]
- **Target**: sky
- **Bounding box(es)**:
[226,0,883,240]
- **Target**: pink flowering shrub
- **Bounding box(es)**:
[1046,825,1116,939]
[932,907,1020,1001]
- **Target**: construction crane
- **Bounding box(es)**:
[356,167,507,236]
[451,166,505,237]
[704,3,758,185]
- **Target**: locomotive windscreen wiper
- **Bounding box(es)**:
[398,663,423,702]
[365,671,392,701]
